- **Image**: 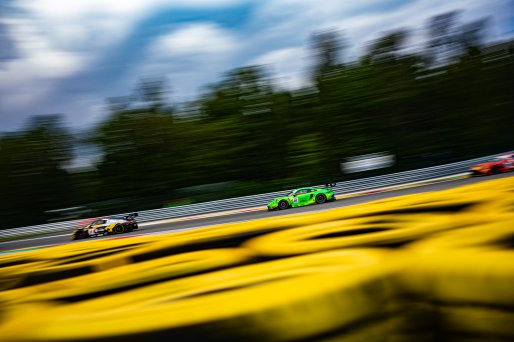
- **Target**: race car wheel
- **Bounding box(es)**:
[492,166,500,174]
[114,225,125,234]
[316,194,326,204]
[278,200,289,210]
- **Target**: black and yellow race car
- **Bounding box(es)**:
[71,213,139,240]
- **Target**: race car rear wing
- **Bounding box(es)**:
[124,212,139,220]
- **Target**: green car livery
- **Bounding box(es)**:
[267,186,336,211]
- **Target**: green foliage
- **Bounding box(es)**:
[0,115,74,227]
[95,109,179,196]
[287,134,328,180]
[1,12,513,228]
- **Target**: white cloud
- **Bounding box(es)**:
[124,23,241,101]
[251,0,514,57]
[242,0,514,83]
[152,23,239,57]
[0,0,248,130]
[251,47,312,90]
[0,17,88,77]
[12,0,251,52]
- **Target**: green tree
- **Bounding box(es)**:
[287,133,329,181]
[0,115,73,228]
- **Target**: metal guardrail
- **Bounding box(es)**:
[0,153,504,239]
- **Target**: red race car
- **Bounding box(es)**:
[470,153,514,176]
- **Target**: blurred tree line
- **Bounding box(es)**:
[1,11,513,229]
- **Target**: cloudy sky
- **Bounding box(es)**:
[1,0,513,132]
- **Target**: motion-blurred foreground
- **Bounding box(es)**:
[0,175,513,341]
[1,10,513,229]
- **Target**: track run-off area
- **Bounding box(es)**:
[0,172,513,341]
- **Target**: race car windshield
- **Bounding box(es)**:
[288,190,297,196]
[91,219,107,225]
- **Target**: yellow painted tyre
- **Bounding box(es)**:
[402,217,514,306]
[312,314,436,342]
[0,235,164,291]
[334,191,496,218]
[244,214,451,257]
[0,248,255,305]
[437,305,514,339]
[0,249,400,342]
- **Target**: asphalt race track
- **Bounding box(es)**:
[2,172,513,252]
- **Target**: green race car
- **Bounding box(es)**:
[267,186,336,211]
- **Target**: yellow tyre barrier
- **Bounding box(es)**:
[398,215,514,340]
[437,305,514,339]
[338,191,497,217]
[0,249,134,291]
[0,248,255,305]
[406,215,514,250]
[402,253,514,306]
[244,214,452,257]
[0,235,164,290]
[0,249,401,342]
[449,174,514,193]
[439,176,514,215]
[402,216,514,303]
[308,313,436,342]
[471,195,514,215]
